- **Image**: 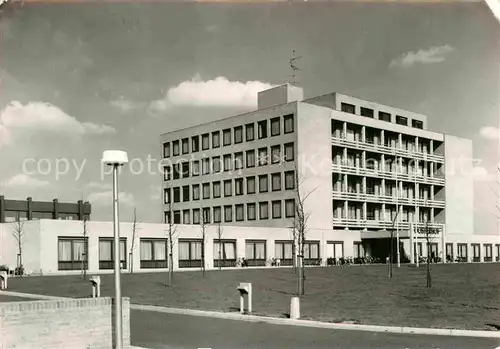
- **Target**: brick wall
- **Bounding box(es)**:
[0,297,130,349]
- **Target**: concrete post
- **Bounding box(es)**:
[290,297,300,319]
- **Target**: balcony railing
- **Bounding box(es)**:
[331,163,445,186]
[332,218,443,230]
[331,136,445,163]
[332,191,445,208]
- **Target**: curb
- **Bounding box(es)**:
[131,303,500,339]
[2,290,500,339]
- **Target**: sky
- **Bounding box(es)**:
[0,1,498,233]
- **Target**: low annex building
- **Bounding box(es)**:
[0,219,499,275]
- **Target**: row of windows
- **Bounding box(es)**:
[164,143,295,180]
[163,114,295,158]
[164,171,296,203]
[340,102,424,129]
[165,199,296,224]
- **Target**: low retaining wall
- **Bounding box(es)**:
[0,297,130,349]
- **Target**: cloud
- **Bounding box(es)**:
[85,181,112,191]
[3,173,50,188]
[389,45,456,69]
[110,97,140,113]
[0,101,115,146]
[87,190,136,207]
[150,75,275,112]
[479,126,500,140]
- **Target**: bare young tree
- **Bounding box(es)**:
[129,207,140,274]
[290,221,298,274]
[165,186,178,287]
[291,169,316,296]
[199,206,207,278]
[215,222,223,272]
[417,221,440,288]
[81,215,88,279]
[11,212,24,276]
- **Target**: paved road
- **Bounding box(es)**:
[131,310,500,349]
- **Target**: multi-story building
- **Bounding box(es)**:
[159,84,482,262]
[0,196,91,222]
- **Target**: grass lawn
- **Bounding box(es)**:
[0,294,39,302]
[7,263,500,331]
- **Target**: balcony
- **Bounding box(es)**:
[332,218,443,230]
[332,191,445,208]
[331,163,445,186]
[331,136,444,163]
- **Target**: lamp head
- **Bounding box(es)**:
[101,150,129,166]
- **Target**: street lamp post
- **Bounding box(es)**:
[101,150,129,349]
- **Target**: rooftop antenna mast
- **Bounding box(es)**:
[289,50,303,86]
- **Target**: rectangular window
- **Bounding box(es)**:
[379,112,391,122]
[246,176,256,194]
[58,237,88,271]
[164,188,171,204]
[224,180,232,197]
[172,164,180,180]
[472,243,481,262]
[213,239,237,268]
[272,200,282,219]
[183,209,190,224]
[181,138,189,154]
[202,207,211,224]
[213,206,222,223]
[412,119,423,129]
[181,162,190,178]
[163,142,171,158]
[212,131,220,148]
[192,184,200,201]
[284,114,294,134]
[201,133,210,150]
[201,158,210,175]
[164,211,171,224]
[396,115,408,126]
[192,136,200,152]
[234,152,244,170]
[258,120,268,139]
[140,238,167,269]
[213,181,221,198]
[271,145,281,164]
[212,156,221,173]
[258,147,268,166]
[224,205,233,222]
[246,150,256,168]
[235,178,244,196]
[202,183,210,199]
[223,129,232,146]
[360,107,374,118]
[192,209,200,224]
[304,241,320,260]
[246,123,255,141]
[182,185,189,202]
[245,240,266,266]
[341,102,355,114]
[284,143,294,161]
[259,174,268,193]
[235,204,244,221]
[172,140,180,156]
[270,117,280,136]
[259,202,269,220]
[484,244,493,262]
[173,187,181,203]
[285,199,295,218]
[271,172,281,191]
[173,210,180,224]
[192,160,200,177]
[234,126,243,144]
[275,241,293,264]
[178,239,203,268]
[163,166,171,181]
[223,154,232,171]
[247,203,256,220]
[284,170,295,190]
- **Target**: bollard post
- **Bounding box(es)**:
[237,283,252,314]
[90,276,101,298]
[290,297,300,319]
[0,271,7,290]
